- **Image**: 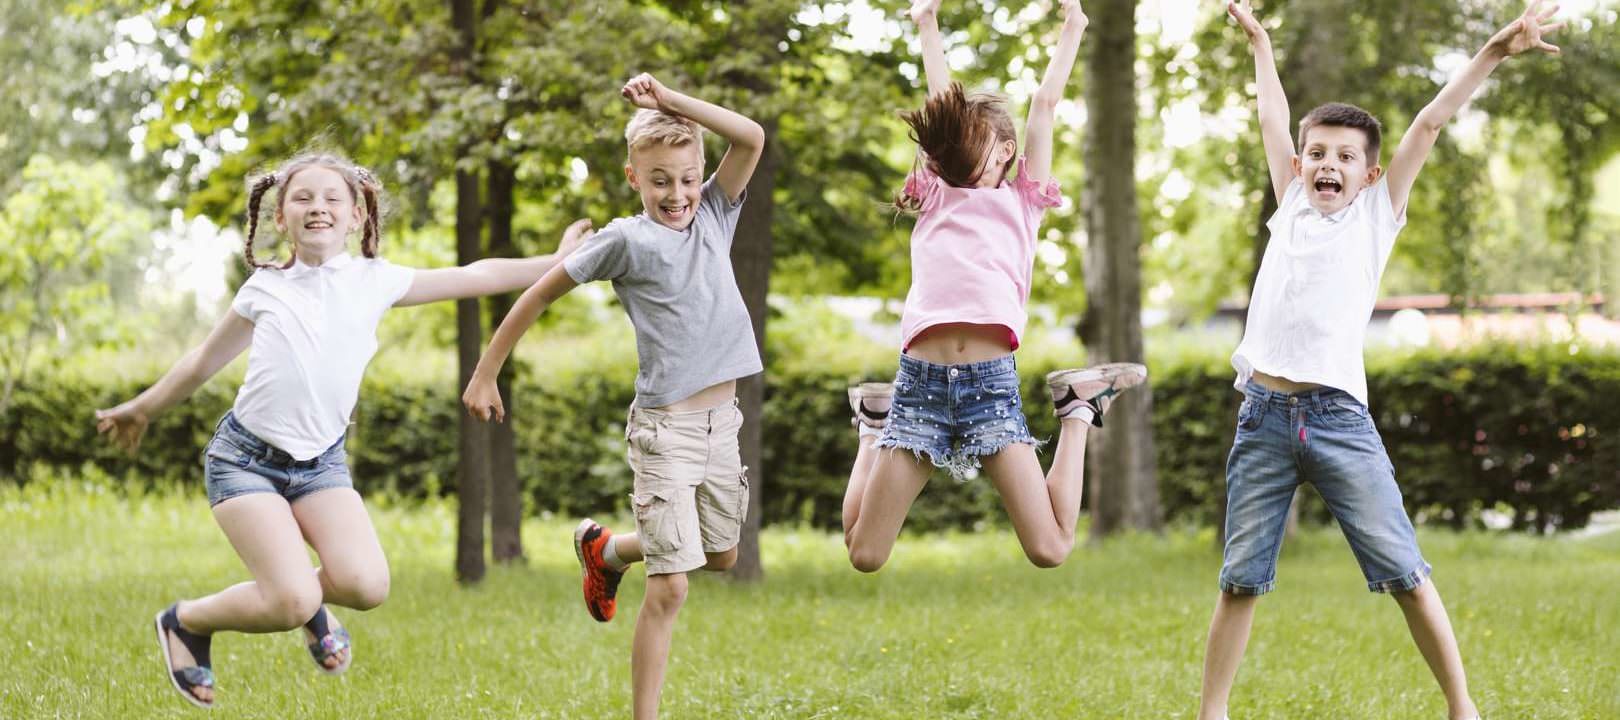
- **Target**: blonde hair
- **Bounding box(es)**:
[624,109,705,160]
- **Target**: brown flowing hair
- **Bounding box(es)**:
[243,152,384,269]
[895,82,1018,214]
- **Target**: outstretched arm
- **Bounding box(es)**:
[909,0,951,98]
[396,219,592,306]
[461,263,579,422]
[1386,0,1562,217]
[1023,0,1088,185]
[95,309,254,453]
[1229,0,1296,204]
[622,74,765,204]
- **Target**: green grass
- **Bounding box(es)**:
[3,479,1618,719]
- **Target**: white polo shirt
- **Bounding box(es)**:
[229,253,415,459]
[1231,177,1407,406]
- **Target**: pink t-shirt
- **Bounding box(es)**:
[898,156,1063,350]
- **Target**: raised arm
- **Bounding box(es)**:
[95,309,254,452]
[396,219,592,306]
[909,0,951,98]
[1229,0,1296,204]
[461,263,579,422]
[1022,0,1087,185]
[621,74,765,204]
[1386,0,1562,217]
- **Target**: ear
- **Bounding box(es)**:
[623,163,639,190]
[351,201,364,232]
[1364,163,1383,186]
[274,205,286,234]
[1290,154,1303,177]
[999,138,1017,165]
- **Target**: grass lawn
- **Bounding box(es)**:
[2,479,1617,719]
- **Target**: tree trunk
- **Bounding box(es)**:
[1081,0,1159,538]
[450,0,487,584]
[727,117,779,582]
[486,159,524,564]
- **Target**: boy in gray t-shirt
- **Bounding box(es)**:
[463,72,764,719]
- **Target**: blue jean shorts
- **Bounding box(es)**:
[202,412,353,506]
[1220,382,1431,595]
[875,353,1040,479]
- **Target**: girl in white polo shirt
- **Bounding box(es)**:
[94,152,590,709]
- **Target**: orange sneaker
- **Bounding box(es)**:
[573,518,625,622]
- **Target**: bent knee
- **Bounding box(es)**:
[1024,537,1074,569]
[329,569,391,611]
[266,586,324,630]
[848,546,890,574]
[703,548,738,572]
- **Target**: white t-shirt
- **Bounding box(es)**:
[229,253,415,459]
[1231,177,1407,406]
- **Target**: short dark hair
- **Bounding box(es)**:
[1297,102,1382,161]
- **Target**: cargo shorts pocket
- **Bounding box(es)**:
[633,489,682,555]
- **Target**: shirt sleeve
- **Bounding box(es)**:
[1012,156,1063,212]
[1366,178,1407,262]
[1264,177,1307,237]
[564,222,632,283]
[230,271,270,320]
[902,157,942,213]
[698,174,747,248]
[373,259,416,307]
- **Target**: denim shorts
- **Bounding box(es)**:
[875,353,1039,479]
[202,412,353,507]
[1220,382,1431,595]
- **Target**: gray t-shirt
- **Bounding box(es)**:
[564,176,762,408]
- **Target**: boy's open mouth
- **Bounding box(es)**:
[1313,177,1343,199]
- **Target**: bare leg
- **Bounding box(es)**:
[292,488,389,669]
[180,494,325,634]
[981,418,1090,567]
[841,434,882,545]
[1198,591,1259,720]
[1393,581,1478,720]
[845,448,933,572]
[631,572,689,720]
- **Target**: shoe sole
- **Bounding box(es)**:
[1046,363,1148,393]
[154,611,214,710]
[572,518,610,622]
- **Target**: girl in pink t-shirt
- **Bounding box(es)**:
[841,0,1146,572]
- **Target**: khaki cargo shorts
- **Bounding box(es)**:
[625,399,751,575]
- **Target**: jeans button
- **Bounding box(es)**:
[949,368,959,378]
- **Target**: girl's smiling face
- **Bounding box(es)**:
[275,166,362,260]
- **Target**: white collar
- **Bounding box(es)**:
[285,252,355,277]
[1298,198,1354,224]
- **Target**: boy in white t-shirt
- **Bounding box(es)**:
[1198,3,1565,719]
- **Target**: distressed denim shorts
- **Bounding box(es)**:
[875,353,1040,479]
[1220,381,1432,595]
[202,412,353,507]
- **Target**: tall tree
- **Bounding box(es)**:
[1080,0,1159,536]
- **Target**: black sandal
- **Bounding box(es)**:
[154,603,215,709]
[304,605,352,675]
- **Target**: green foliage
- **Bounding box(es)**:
[4,479,1619,718]
[0,155,153,413]
[8,331,1620,532]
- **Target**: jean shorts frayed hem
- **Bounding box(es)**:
[874,434,1041,481]
[1218,577,1276,596]
[1367,563,1432,594]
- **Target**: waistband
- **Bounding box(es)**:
[897,352,1017,383]
[218,412,341,468]
[629,397,740,423]
[1241,381,1357,409]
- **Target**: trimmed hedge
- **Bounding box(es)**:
[5,343,1618,532]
